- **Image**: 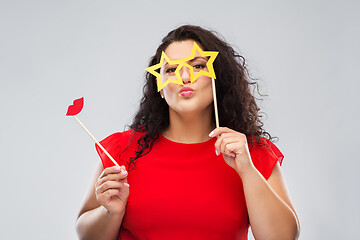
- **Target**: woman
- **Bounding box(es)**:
[76,25,300,240]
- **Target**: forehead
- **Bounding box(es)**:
[164,40,203,61]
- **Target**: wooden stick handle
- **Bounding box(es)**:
[73,116,119,167]
[212,78,220,128]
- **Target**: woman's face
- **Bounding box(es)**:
[160,40,213,116]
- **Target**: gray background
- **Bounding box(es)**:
[1,0,359,239]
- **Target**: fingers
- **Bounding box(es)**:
[95,165,130,204]
[97,180,129,194]
[97,165,129,188]
[209,127,235,138]
[213,132,232,148]
[97,169,128,186]
[223,142,239,157]
[98,165,126,180]
[216,135,238,157]
[212,129,247,157]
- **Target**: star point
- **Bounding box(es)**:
[145,52,184,92]
[190,42,219,83]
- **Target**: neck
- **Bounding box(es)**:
[162,106,215,143]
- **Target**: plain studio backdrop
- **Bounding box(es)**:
[1,0,359,239]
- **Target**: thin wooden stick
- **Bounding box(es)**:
[73,116,119,167]
[212,78,219,128]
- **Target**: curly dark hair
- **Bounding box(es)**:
[126,25,276,171]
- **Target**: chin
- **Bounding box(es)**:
[176,102,212,116]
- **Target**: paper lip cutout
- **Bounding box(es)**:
[145,42,219,92]
[66,97,84,116]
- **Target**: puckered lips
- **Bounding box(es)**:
[179,86,194,97]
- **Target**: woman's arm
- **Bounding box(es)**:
[210,127,300,240]
[241,162,300,240]
[76,163,130,240]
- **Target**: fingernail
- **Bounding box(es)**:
[215,150,219,156]
[209,131,214,137]
[115,166,121,171]
[121,171,128,176]
[124,183,130,188]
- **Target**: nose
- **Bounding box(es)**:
[180,65,191,84]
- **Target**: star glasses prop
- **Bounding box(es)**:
[145,42,219,92]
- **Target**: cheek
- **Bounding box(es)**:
[162,83,178,98]
[197,79,213,97]
[203,84,214,103]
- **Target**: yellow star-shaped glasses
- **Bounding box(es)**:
[145,42,219,91]
[145,51,184,92]
[182,42,219,84]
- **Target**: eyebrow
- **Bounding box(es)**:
[164,56,208,67]
[189,56,208,62]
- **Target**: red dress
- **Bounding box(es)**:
[96,129,283,240]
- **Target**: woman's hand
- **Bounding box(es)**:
[95,165,130,215]
[209,127,255,176]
